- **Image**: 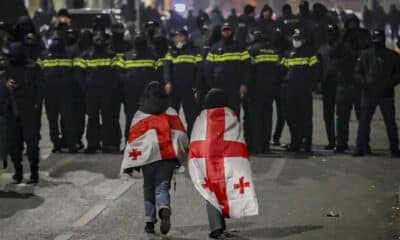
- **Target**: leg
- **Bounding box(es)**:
[180,89,199,137]
[44,94,62,149]
[227,92,241,118]
[245,97,260,153]
[336,86,352,150]
[322,82,336,147]
[302,93,313,152]
[379,97,400,153]
[6,114,24,182]
[272,94,285,144]
[206,201,226,233]
[100,93,118,150]
[60,94,77,151]
[264,97,274,152]
[142,163,157,223]
[355,95,376,153]
[286,93,300,150]
[85,94,101,151]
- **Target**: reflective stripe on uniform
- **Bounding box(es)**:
[206,51,250,62]
[155,58,165,69]
[280,56,319,67]
[37,59,73,68]
[73,58,114,68]
[251,54,279,64]
[165,53,202,64]
[124,59,156,68]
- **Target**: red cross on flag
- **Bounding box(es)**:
[121,108,188,173]
[189,107,258,218]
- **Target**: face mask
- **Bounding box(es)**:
[176,42,184,49]
[293,40,303,48]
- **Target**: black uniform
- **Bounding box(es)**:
[318,25,340,148]
[247,40,282,153]
[281,44,319,152]
[331,16,372,152]
[38,38,76,152]
[354,33,400,156]
[75,38,119,153]
[6,43,42,183]
[164,42,201,135]
[205,38,250,116]
[109,25,133,149]
[116,48,159,139]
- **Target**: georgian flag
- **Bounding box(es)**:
[121,108,188,173]
[188,107,258,218]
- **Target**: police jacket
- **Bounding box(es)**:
[115,49,159,96]
[248,41,283,97]
[355,47,400,98]
[164,43,202,89]
[37,48,74,94]
[281,44,319,94]
[74,47,118,92]
[205,38,250,93]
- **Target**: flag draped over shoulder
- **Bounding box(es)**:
[121,107,188,173]
[188,107,258,218]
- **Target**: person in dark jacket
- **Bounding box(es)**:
[247,29,283,154]
[281,29,319,153]
[318,24,340,149]
[0,53,11,169]
[257,4,278,45]
[116,34,159,139]
[205,22,250,117]
[164,28,201,136]
[5,43,42,184]
[75,31,119,154]
[235,5,256,47]
[277,4,302,41]
[332,15,372,153]
[353,30,400,157]
[38,33,76,153]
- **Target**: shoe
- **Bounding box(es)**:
[285,145,300,152]
[334,146,345,153]
[159,208,171,235]
[304,146,312,153]
[352,149,365,157]
[52,145,62,153]
[324,144,335,150]
[209,229,224,239]
[84,148,96,154]
[26,178,38,185]
[11,175,22,184]
[391,148,400,158]
[69,147,78,154]
[144,222,155,234]
[76,142,85,151]
[271,140,280,146]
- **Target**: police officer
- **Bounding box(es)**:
[318,24,340,149]
[332,15,372,153]
[205,22,250,117]
[353,30,400,157]
[109,23,133,150]
[164,27,201,135]
[5,43,42,184]
[117,34,159,139]
[37,33,76,153]
[281,29,319,153]
[75,31,119,154]
[247,29,282,154]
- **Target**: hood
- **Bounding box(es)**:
[139,81,169,114]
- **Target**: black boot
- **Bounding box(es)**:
[144,222,155,234]
[159,208,171,235]
[352,148,365,157]
[391,145,400,158]
[209,229,224,239]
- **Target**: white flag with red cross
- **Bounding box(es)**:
[121,107,188,173]
[188,107,259,219]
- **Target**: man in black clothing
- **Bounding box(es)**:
[5,43,42,184]
[318,24,340,149]
[164,28,201,136]
[353,30,400,157]
[247,29,282,154]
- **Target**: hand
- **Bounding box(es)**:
[165,82,172,95]
[240,84,248,97]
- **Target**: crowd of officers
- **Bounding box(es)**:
[1,1,400,185]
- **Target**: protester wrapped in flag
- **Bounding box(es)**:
[121,81,188,235]
[188,89,258,239]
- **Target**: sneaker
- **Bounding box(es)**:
[144,222,155,234]
[324,144,335,150]
[84,148,96,154]
[271,140,280,146]
[209,229,224,239]
[159,208,171,235]
[334,146,346,153]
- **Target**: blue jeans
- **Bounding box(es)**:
[207,201,226,232]
[142,160,177,223]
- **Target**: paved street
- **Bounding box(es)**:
[1,93,400,240]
